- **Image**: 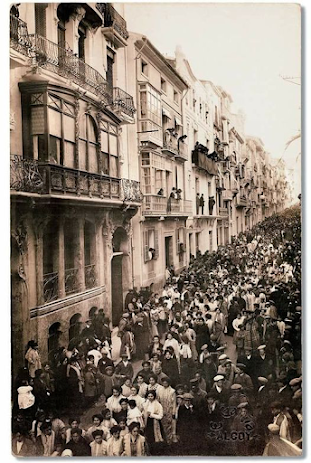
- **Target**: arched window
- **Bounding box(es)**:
[48,322,62,364]
[64,218,78,295]
[84,221,96,289]
[69,313,82,342]
[43,221,59,303]
[79,114,99,173]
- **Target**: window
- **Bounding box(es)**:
[43,220,59,303]
[174,90,179,104]
[107,48,115,91]
[22,90,76,166]
[176,227,186,255]
[209,230,213,250]
[84,221,96,289]
[69,314,82,343]
[64,218,79,296]
[79,114,98,173]
[139,83,162,144]
[35,3,47,37]
[48,323,61,365]
[143,229,159,262]
[161,77,167,93]
[100,120,119,177]
[141,59,148,75]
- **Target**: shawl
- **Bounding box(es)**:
[143,399,164,443]
[123,433,146,456]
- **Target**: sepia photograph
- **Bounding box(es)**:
[10,1,302,457]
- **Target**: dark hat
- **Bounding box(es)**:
[28,340,38,348]
[236,363,246,370]
[142,361,151,367]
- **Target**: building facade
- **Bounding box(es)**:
[10,2,142,375]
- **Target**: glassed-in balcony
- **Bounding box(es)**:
[10,155,142,203]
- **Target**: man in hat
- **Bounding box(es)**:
[176,393,197,453]
[256,345,273,379]
[234,363,254,397]
[189,378,207,408]
[257,377,269,403]
[97,350,114,375]
[114,354,134,383]
[276,375,292,405]
[270,401,292,441]
[117,313,131,338]
[201,354,217,392]
[228,384,248,407]
[211,375,229,404]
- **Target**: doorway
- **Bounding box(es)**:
[111,254,123,326]
[165,236,173,268]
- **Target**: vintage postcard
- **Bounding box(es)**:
[10,2,301,457]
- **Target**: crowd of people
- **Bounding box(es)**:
[12,206,302,456]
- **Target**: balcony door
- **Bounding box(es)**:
[165,236,173,268]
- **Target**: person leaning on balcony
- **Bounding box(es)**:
[157,188,164,196]
[209,196,216,216]
[196,193,200,215]
[200,194,205,215]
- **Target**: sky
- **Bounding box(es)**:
[122,2,301,195]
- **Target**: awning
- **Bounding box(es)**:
[175,116,182,126]
[162,107,172,119]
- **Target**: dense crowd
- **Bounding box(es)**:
[12,206,302,456]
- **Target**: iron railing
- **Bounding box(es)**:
[65,267,79,295]
[43,271,59,303]
[96,3,129,40]
[11,158,144,204]
[112,87,136,117]
[162,136,179,156]
[85,264,97,290]
[10,155,45,193]
[28,34,111,103]
[10,14,32,56]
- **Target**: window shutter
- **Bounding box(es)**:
[143,230,149,263]
[183,228,187,251]
[154,230,159,259]
[176,229,179,254]
[35,4,47,37]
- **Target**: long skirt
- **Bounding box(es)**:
[145,418,166,455]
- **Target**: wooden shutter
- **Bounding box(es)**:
[154,229,159,259]
[35,4,47,37]
[143,230,149,263]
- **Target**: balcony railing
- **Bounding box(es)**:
[219,207,229,216]
[222,189,233,201]
[65,267,79,295]
[142,195,192,216]
[28,34,111,103]
[120,178,143,203]
[85,264,97,290]
[11,156,143,203]
[112,87,136,118]
[43,271,59,303]
[236,194,247,207]
[10,14,32,56]
[96,3,129,40]
[162,137,178,156]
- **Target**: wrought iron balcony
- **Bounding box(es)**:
[43,271,59,303]
[142,195,192,217]
[96,3,129,46]
[162,136,179,157]
[111,87,136,118]
[65,267,79,295]
[85,264,97,290]
[10,14,32,56]
[10,156,141,204]
[28,34,111,103]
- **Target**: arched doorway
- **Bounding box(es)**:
[111,227,128,326]
[48,322,62,365]
[69,313,82,343]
